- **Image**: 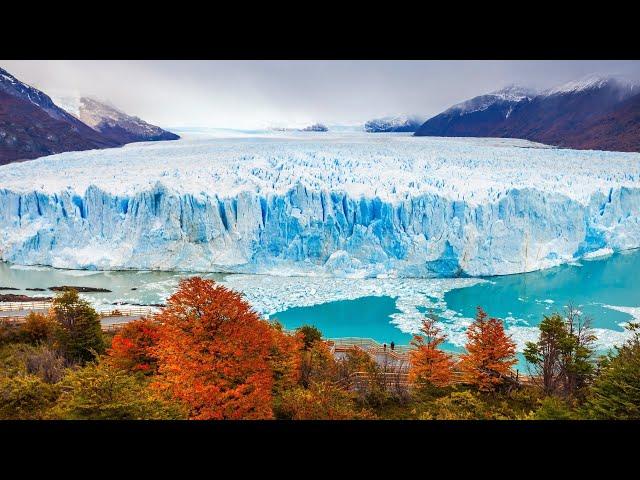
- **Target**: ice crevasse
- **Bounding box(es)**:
[0,134,639,278]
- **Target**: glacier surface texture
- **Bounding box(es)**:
[0,132,639,277]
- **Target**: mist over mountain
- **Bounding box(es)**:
[415,76,640,152]
[68,97,180,144]
[0,67,180,165]
[364,114,424,133]
[0,67,119,165]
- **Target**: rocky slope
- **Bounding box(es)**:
[0,67,179,165]
[72,97,179,144]
[0,68,118,165]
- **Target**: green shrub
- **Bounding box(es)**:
[19,312,60,345]
[51,362,185,420]
[296,325,323,350]
[582,325,640,419]
[51,289,105,363]
[0,374,60,419]
[420,391,493,420]
[532,397,576,420]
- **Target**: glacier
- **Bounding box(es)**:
[0,132,639,277]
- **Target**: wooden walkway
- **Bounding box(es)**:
[327,336,528,388]
[328,337,411,371]
[0,303,159,332]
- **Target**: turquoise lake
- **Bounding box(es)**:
[272,250,640,366]
[273,295,411,344]
[2,250,639,368]
[443,250,640,332]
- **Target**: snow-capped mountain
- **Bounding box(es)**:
[541,74,638,98]
[0,66,181,165]
[415,75,640,152]
[364,115,424,133]
[0,134,638,278]
[70,97,180,144]
[2,68,82,124]
[0,67,119,165]
[414,86,535,138]
[446,86,535,115]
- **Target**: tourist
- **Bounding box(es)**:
[390,341,395,351]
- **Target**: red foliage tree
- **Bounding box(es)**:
[459,307,517,392]
[108,318,160,375]
[409,314,455,388]
[151,277,277,420]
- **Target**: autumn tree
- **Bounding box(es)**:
[50,289,105,363]
[409,314,455,389]
[151,277,277,420]
[108,318,161,375]
[268,322,303,400]
[19,312,59,346]
[459,307,517,392]
[336,346,372,384]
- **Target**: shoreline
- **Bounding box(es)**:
[1,245,637,282]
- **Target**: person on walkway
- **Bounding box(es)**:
[383,343,387,351]
[390,341,395,351]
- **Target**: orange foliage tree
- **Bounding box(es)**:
[268,322,303,398]
[459,307,517,392]
[108,318,160,375]
[151,277,280,420]
[408,314,455,388]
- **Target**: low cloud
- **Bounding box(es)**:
[2,60,639,129]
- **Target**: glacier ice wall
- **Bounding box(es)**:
[1,182,639,277]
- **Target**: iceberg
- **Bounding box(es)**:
[0,133,639,277]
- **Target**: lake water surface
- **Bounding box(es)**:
[2,250,639,361]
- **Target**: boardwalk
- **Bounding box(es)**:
[329,337,411,371]
[0,302,159,332]
[327,336,529,388]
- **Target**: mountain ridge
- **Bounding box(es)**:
[415,75,640,152]
[0,67,179,165]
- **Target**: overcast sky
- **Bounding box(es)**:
[2,60,640,129]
